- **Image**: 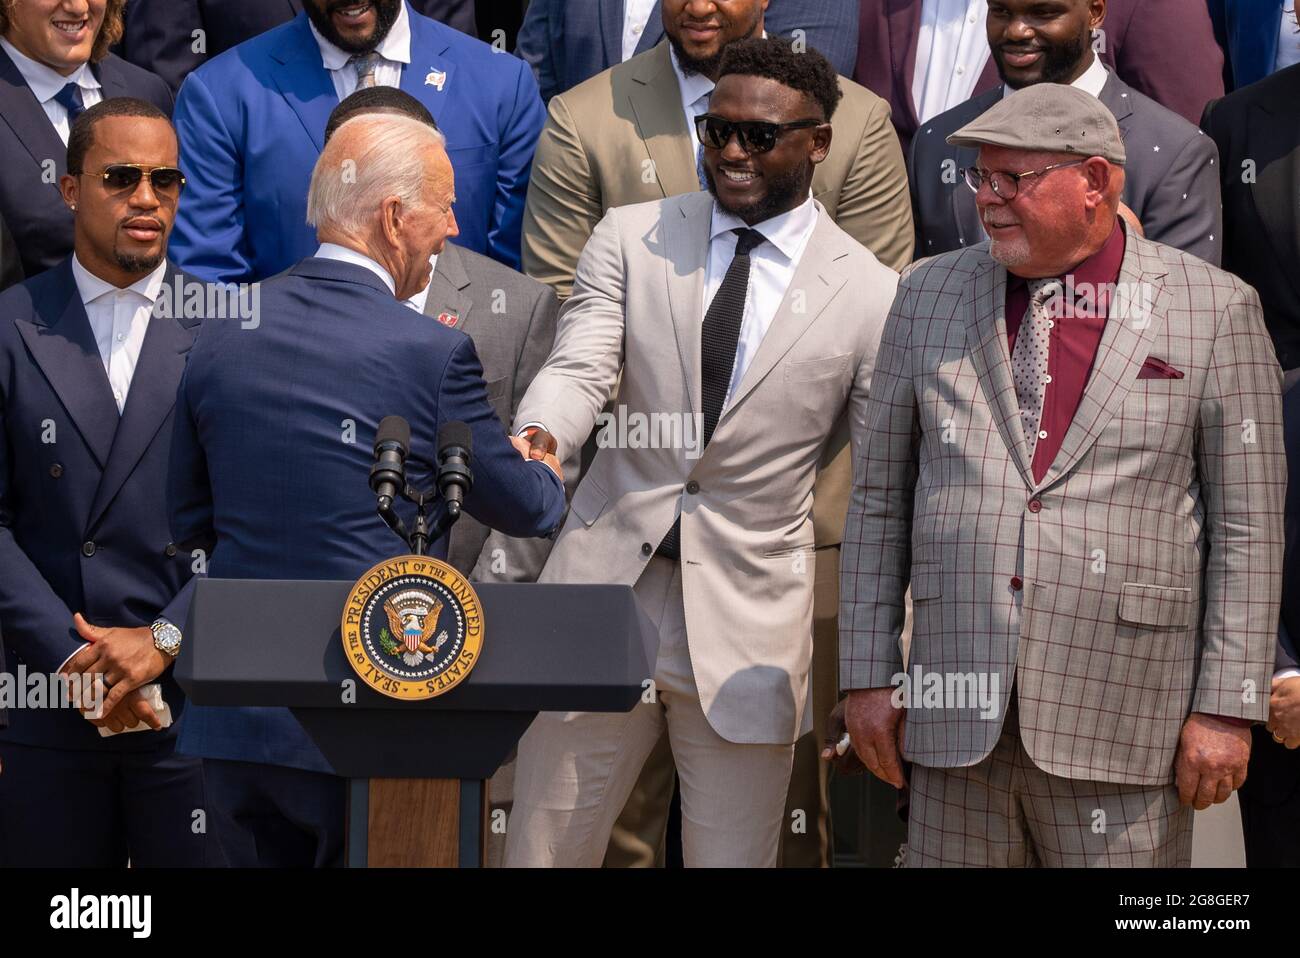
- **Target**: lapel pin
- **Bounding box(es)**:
[435,311,458,327]
[425,69,447,91]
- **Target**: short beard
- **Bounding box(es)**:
[305,0,402,55]
[988,236,1032,268]
[705,163,810,225]
[994,31,1089,89]
[667,4,763,78]
[114,248,165,274]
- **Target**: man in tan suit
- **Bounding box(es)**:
[521,0,913,869]
[839,84,1284,866]
[503,39,899,867]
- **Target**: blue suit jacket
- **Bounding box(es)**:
[117,0,479,94]
[0,258,200,750]
[1208,0,1288,91]
[0,47,172,291]
[1279,382,1300,673]
[515,0,860,103]
[169,257,566,773]
[169,2,543,281]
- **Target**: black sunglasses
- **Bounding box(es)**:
[693,115,824,155]
[78,163,186,194]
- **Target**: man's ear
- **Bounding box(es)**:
[1081,156,1113,207]
[379,195,404,247]
[59,173,79,211]
[810,124,832,165]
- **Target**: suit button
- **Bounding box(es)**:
[82,541,96,557]
[686,481,699,494]
[1009,575,1023,591]
[49,463,63,478]
[641,542,652,556]
[165,542,177,557]
[1028,499,1042,513]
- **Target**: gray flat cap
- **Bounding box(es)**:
[947,84,1126,165]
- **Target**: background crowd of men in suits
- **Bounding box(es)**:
[0,0,1297,869]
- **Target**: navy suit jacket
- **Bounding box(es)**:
[1280,382,1300,673]
[515,0,860,103]
[117,0,480,94]
[169,2,542,281]
[170,257,566,773]
[0,258,200,750]
[1208,0,1289,92]
[0,47,172,292]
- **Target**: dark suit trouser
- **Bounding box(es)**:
[1238,725,1300,867]
[203,758,346,868]
[0,739,208,866]
[603,544,838,868]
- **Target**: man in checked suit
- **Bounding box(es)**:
[840,84,1284,867]
[505,40,899,867]
[908,0,1222,265]
[523,0,912,869]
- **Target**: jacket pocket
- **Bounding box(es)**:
[568,476,609,527]
[784,353,851,383]
[1118,581,1191,628]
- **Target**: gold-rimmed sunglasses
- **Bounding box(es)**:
[962,159,1087,200]
[76,163,186,195]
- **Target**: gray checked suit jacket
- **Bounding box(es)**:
[840,227,1285,786]
[423,242,563,579]
[908,69,1223,266]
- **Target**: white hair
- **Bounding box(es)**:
[306,112,447,235]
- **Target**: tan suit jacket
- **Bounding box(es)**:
[521,40,913,548]
[516,193,899,745]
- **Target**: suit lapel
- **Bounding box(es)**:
[599,0,626,64]
[0,45,68,187]
[87,268,198,530]
[268,13,339,153]
[400,14,454,130]
[628,43,699,199]
[13,260,118,468]
[963,256,1033,486]
[1246,90,1300,309]
[635,7,665,55]
[422,244,473,331]
[664,196,711,419]
[720,211,851,419]
[1034,232,1169,493]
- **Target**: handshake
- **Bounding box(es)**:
[509,425,564,482]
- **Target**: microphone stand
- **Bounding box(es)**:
[382,484,462,557]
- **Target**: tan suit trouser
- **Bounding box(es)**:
[505,557,796,867]
[603,545,839,868]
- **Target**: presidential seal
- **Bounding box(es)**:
[341,555,484,700]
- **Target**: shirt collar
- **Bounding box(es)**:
[71,253,167,305]
[314,242,396,295]
[309,1,412,72]
[1007,219,1127,315]
[709,194,818,262]
[405,253,439,313]
[668,44,714,113]
[1001,50,1108,101]
[0,35,100,104]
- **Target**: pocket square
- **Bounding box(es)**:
[1138,356,1184,379]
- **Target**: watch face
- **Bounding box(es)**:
[154,623,182,655]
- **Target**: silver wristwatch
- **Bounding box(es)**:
[151,619,183,658]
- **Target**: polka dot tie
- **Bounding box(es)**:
[1012,278,1063,459]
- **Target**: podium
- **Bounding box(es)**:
[175,577,656,867]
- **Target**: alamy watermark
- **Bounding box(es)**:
[0,667,104,715]
[595,405,705,459]
[152,274,261,329]
[891,666,1002,719]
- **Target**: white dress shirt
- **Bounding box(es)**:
[71,254,167,414]
[310,2,412,100]
[705,195,819,407]
[622,0,659,61]
[315,242,398,294]
[405,254,440,313]
[912,0,990,124]
[0,36,102,145]
[669,46,716,166]
[1276,2,1300,72]
[1002,49,1108,101]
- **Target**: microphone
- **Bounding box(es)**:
[369,415,410,512]
[436,421,473,519]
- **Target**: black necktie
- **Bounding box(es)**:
[656,226,766,560]
[53,82,85,125]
